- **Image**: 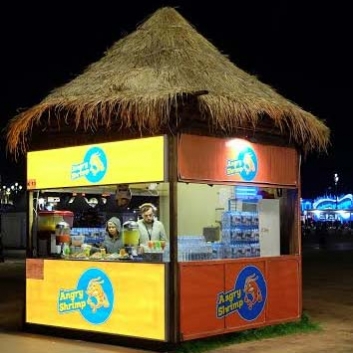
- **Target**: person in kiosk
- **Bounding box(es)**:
[101,217,123,253]
[137,203,168,246]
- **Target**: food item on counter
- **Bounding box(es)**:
[90,251,105,259]
[81,243,92,257]
[106,252,120,260]
[71,251,88,259]
[118,248,130,259]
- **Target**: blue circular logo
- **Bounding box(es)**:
[239,147,258,181]
[84,147,107,183]
[236,265,266,321]
[77,268,114,324]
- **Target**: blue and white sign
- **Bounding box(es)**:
[58,268,114,325]
[226,146,258,181]
[216,265,267,321]
[71,146,108,183]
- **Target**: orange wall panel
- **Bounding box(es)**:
[178,134,298,186]
[180,263,225,338]
[265,257,301,322]
[179,256,301,340]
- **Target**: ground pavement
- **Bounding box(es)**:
[1,248,353,353]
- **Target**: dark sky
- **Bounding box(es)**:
[1,1,351,197]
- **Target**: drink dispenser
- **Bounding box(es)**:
[37,211,74,235]
[123,221,140,254]
[55,221,71,245]
[37,211,73,257]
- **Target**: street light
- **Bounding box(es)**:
[1,186,10,205]
[10,182,23,194]
[334,173,339,209]
[0,182,23,205]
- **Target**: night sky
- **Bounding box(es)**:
[1,1,351,197]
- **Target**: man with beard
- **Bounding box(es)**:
[137,203,168,246]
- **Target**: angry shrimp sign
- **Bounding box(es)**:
[58,268,114,324]
[216,265,267,321]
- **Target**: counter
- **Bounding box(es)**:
[26,259,169,341]
[179,255,301,340]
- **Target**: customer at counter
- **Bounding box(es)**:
[101,217,123,253]
[137,203,168,245]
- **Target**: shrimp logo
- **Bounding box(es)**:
[216,265,266,321]
[86,277,110,313]
[243,273,263,310]
[57,268,114,325]
[226,145,258,181]
[242,152,256,176]
[89,151,105,177]
[71,146,108,183]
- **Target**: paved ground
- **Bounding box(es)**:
[1,247,353,352]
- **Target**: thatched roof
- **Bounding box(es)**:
[6,6,329,159]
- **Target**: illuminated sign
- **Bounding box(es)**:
[178,134,298,185]
[27,136,166,190]
[58,268,114,324]
[216,265,267,320]
[226,141,258,181]
[26,260,166,340]
[71,146,108,183]
[47,197,60,203]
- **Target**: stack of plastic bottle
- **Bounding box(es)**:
[219,209,260,259]
[177,235,213,261]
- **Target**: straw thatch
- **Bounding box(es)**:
[5,6,329,159]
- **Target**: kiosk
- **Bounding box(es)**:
[5,6,329,349]
[23,133,302,344]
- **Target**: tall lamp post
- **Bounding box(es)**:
[334,173,339,210]
[0,182,23,206]
[10,182,23,195]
